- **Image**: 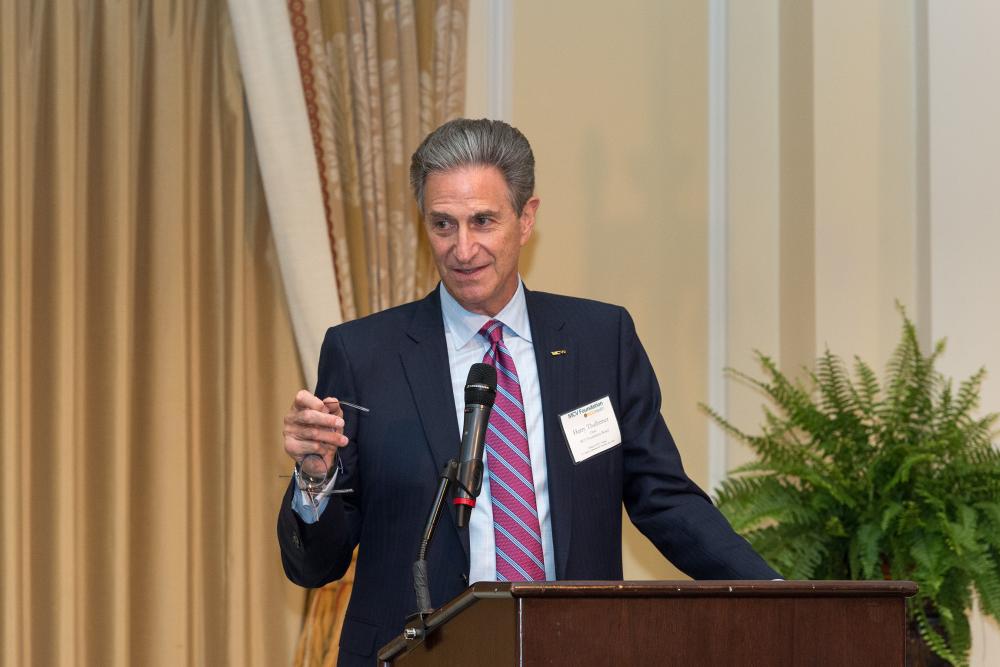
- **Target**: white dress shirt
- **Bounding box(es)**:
[439,279,556,582]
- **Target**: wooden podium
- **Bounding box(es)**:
[378,580,917,666]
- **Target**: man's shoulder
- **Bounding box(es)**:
[526,289,627,321]
[323,291,438,344]
[524,290,637,347]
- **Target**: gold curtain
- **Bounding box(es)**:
[1,2,305,665]
[289,0,468,320]
[284,1,467,664]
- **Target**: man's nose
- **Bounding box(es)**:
[454,225,476,262]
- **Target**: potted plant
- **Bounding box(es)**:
[705,310,1000,666]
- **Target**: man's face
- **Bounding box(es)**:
[422,165,538,316]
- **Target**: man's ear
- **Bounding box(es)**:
[519,196,540,245]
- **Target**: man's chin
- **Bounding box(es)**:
[443,282,491,313]
[447,284,484,303]
[445,271,487,291]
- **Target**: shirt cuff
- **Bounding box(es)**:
[289,457,342,524]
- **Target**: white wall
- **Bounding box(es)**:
[511,0,710,581]
[927,2,1000,662]
[467,1,1000,659]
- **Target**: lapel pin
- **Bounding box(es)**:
[550,349,567,356]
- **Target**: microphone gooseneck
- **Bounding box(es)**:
[410,363,497,624]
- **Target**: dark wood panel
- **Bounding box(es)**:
[393,596,516,667]
[519,596,905,666]
[380,581,915,665]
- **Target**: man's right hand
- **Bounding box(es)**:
[283,390,349,472]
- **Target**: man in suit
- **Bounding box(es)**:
[279,119,780,664]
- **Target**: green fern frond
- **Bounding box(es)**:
[970,554,1000,620]
[883,453,936,493]
[953,368,986,418]
[716,476,821,531]
[880,502,904,531]
[815,350,853,417]
[853,356,881,408]
[746,525,831,580]
[975,549,1000,619]
[849,522,884,579]
[699,402,754,444]
[708,306,1000,667]
[914,604,965,666]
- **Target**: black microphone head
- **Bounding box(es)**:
[464,363,497,408]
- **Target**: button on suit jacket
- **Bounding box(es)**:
[277,288,779,665]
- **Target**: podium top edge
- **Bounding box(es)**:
[479,579,919,598]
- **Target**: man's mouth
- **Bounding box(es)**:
[452,265,487,278]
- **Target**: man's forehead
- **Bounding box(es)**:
[424,167,512,207]
[425,165,517,206]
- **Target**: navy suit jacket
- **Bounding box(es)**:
[277,287,779,664]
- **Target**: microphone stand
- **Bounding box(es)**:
[408,458,471,640]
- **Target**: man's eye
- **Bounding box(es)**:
[432,219,452,230]
[474,215,491,226]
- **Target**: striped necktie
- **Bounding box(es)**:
[479,319,546,581]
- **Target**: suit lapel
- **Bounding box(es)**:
[399,289,471,567]
[399,288,580,578]
[525,290,577,579]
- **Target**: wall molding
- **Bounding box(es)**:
[487,0,512,121]
[707,0,729,492]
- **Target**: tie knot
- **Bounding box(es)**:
[479,319,504,346]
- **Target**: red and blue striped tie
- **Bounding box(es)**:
[479,319,546,581]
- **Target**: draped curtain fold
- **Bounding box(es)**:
[291,0,468,320]
[272,1,468,664]
[1,2,305,665]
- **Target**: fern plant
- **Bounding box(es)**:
[707,310,1000,666]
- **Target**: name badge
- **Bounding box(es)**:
[559,396,622,464]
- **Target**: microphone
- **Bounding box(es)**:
[453,363,497,529]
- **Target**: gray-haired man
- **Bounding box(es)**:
[278,119,779,666]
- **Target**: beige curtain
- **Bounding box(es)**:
[283,1,467,664]
[290,0,468,321]
[1,2,305,665]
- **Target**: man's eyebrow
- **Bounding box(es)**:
[425,209,502,220]
[426,210,457,221]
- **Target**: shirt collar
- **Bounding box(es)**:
[439,278,533,351]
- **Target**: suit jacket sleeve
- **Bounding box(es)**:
[616,308,781,580]
[277,326,364,588]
